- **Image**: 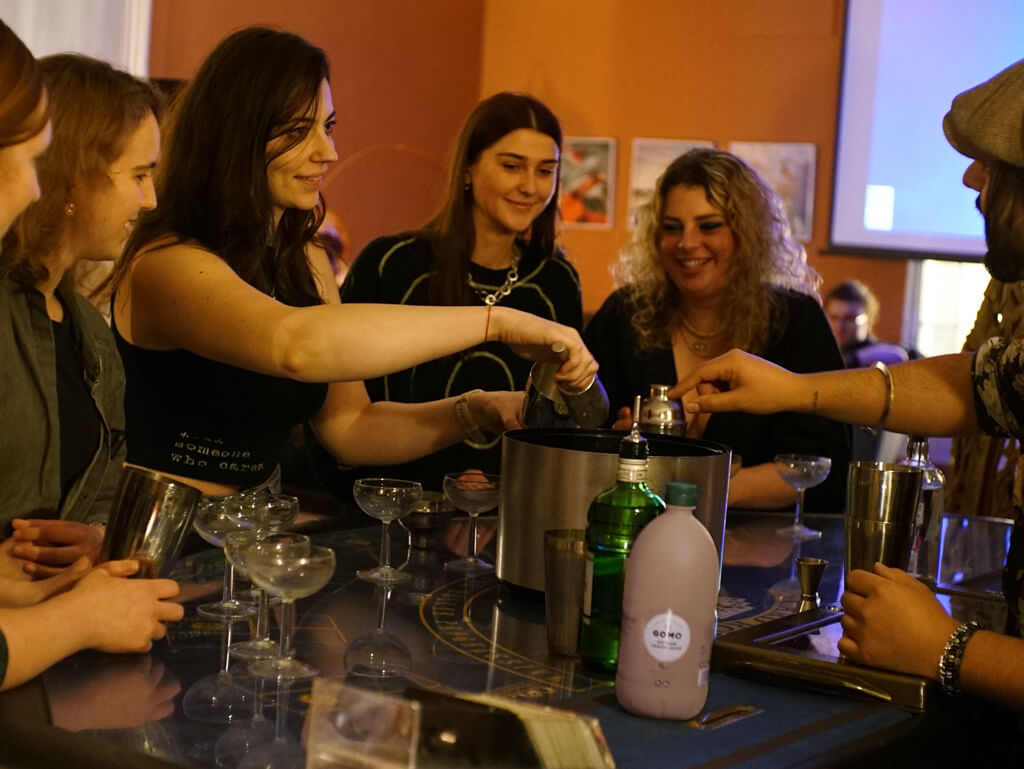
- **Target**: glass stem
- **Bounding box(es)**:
[794,489,806,528]
[223,562,236,604]
[380,521,392,569]
[467,514,479,559]
[255,588,270,641]
[278,600,295,660]
[376,586,390,631]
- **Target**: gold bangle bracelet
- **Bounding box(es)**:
[454,389,488,443]
[863,361,894,436]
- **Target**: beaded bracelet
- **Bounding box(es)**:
[863,360,894,436]
[937,620,980,697]
[454,389,488,444]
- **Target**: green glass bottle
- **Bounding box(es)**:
[581,397,666,673]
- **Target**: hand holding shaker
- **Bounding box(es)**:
[521,342,609,429]
[844,461,923,577]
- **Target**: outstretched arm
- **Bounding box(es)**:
[839,563,1024,709]
[672,350,978,437]
[118,243,597,391]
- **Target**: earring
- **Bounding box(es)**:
[464,182,471,193]
[64,202,76,216]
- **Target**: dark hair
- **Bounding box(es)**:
[418,92,563,306]
[2,54,160,284]
[0,21,48,148]
[113,27,330,306]
[982,161,1024,282]
[826,279,879,321]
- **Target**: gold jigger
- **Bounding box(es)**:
[796,557,828,613]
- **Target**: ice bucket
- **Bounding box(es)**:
[497,429,731,593]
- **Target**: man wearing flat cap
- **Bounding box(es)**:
[672,58,1024,708]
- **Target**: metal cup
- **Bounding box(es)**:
[543,529,587,656]
[520,342,609,430]
[100,466,203,578]
[844,461,923,576]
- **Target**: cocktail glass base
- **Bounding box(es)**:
[231,638,279,661]
[356,565,410,584]
[197,600,257,621]
[444,555,493,573]
[248,656,318,681]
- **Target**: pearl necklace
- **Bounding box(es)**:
[470,249,521,306]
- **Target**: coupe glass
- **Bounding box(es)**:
[194,496,263,621]
[246,544,336,680]
[443,471,499,573]
[225,530,310,660]
[344,585,411,679]
[774,454,831,541]
[353,478,422,585]
[182,623,252,725]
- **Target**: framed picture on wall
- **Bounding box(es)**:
[559,137,616,229]
[728,141,817,242]
[628,137,715,228]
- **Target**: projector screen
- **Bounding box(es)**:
[830,0,1024,261]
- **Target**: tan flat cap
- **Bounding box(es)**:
[943,57,1024,168]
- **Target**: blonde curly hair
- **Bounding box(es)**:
[613,148,819,355]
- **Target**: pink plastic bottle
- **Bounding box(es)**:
[615,481,719,719]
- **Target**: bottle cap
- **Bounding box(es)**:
[665,481,697,507]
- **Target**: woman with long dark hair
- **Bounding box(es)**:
[107,28,594,499]
[340,91,582,487]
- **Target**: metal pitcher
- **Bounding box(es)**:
[520,343,609,429]
[100,465,202,578]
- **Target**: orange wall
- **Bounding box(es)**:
[148,0,484,259]
[478,0,908,340]
[149,0,907,340]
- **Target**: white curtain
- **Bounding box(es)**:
[0,0,151,75]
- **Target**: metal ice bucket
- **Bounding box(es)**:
[100,466,202,578]
[497,429,731,593]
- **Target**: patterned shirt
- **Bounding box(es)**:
[972,337,1024,638]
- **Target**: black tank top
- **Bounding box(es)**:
[112,308,328,487]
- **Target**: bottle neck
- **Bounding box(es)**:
[617,457,649,484]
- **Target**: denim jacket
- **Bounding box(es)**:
[0,276,126,531]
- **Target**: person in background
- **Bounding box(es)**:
[674,57,1024,708]
[584,148,849,510]
[338,91,582,490]
[0,21,182,692]
[103,29,595,503]
[824,279,916,368]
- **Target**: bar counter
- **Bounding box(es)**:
[1,510,1021,768]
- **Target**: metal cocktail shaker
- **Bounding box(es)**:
[844,461,923,576]
[520,342,609,429]
[100,465,202,577]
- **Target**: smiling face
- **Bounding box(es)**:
[656,184,736,302]
[0,119,51,241]
[467,127,559,237]
[266,78,338,225]
[73,110,160,263]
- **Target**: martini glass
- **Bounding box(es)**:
[443,471,499,573]
[344,585,412,679]
[774,453,831,541]
[225,531,310,660]
[194,496,262,621]
[353,478,422,584]
[246,544,336,680]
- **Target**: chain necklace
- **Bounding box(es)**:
[680,315,725,339]
[470,248,521,306]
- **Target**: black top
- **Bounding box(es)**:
[52,313,100,501]
[337,234,583,490]
[584,288,850,511]
[112,304,328,488]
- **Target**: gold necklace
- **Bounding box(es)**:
[679,327,716,356]
[680,315,725,339]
